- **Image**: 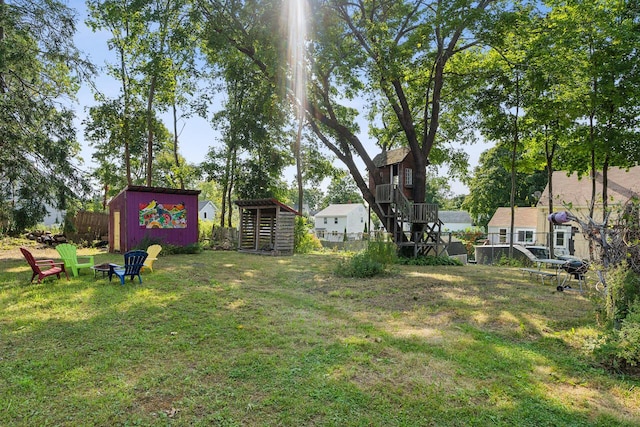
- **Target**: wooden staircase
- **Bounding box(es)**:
[375,184,450,257]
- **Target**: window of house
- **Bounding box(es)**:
[360,216,363,223]
[405,168,413,187]
[334,217,338,224]
[555,230,565,247]
[517,230,534,244]
[499,228,507,243]
[323,217,327,225]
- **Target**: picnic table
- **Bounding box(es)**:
[521,258,567,286]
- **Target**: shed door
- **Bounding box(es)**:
[113,211,121,252]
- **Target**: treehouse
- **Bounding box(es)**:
[369,147,449,257]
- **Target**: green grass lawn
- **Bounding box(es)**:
[1,247,639,426]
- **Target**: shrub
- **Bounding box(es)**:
[335,252,385,278]
[592,264,640,371]
[294,216,323,254]
[604,264,640,326]
[133,236,202,255]
[495,254,524,267]
[134,235,165,251]
[616,301,640,366]
[334,237,396,278]
[396,255,463,266]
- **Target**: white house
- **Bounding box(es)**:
[439,210,473,232]
[487,207,540,246]
[314,203,367,241]
[198,200,217,221]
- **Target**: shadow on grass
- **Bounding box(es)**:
[0,251,638,426]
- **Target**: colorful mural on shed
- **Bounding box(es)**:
[139,200,187,229]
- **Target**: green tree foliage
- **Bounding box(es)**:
[194,0,503,238]
[322,172,363,208]
[0,0,91,232]
[462,145,547,228]
[87,0,205,189]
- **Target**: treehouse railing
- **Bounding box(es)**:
[394,189,413,221]
[413,203,439,223]
[375,184,393,203]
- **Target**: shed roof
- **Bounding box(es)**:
[439,210,472,224]
[315,203,365,217]
[372,147,411,168]
[537,167,640,207]
[109,185,200,205]
[234,198,299,215]
[488,207,538,228]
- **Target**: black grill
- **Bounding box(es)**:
[562,259,589,279]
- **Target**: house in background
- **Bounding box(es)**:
[198,200,217,221]
[536,167,640,259]
[439,211,473,232]
[486,207,540,246]
[108,186,201,253]
[483,167,640,259]
[314,203,367,242]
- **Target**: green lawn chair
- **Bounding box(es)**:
[56,243,95,277]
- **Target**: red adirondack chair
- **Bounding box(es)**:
[20,247,69,283]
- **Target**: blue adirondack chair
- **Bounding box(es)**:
[110,250,148,285]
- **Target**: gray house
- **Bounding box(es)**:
[438,210,473,231]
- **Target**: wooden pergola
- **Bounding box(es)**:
[234,198,299,256]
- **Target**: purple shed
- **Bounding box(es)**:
[108,185,201,253]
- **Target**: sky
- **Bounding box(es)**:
[67,0,490,196]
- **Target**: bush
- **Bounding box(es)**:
[617,301,640,366]
[294,216,323,254]
[134,235,165,252]
[592,264,640,371]
[604,264,640,326]
[396,255,463,266]
[334,237,396,278]
[595,299,640,370]
[335,252,385,278]
[133,236,202,255]
[495,254,524,267]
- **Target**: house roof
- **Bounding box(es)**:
[439,210,472,224]
[488,207,538,228]
[538,167,640,207]
[315,203,365,217]
[198,201,214,211]
[372,147,411,168]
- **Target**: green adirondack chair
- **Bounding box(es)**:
[56,243,95,277]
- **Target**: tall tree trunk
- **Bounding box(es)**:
[509,72,520,259]
[220,147,232,228]
[146,75,157,186]
[295,116,304,215]
[172,101,184,189]
[602,154,609,222]
[0,0,5,94]
[227,147,237,228]
[544,123,556,257]
[589,116,596,220]
[119,45,132,186]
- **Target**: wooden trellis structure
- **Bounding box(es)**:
[234,198,298,256]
